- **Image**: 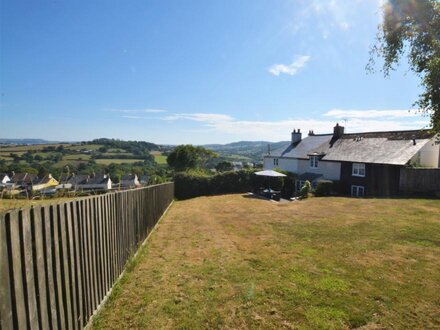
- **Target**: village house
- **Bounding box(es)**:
[120,174,140,188]
[76,173,113,191]
[9,172,38,190]
[264,124,440,197]
[32,174,59,191]
[0,173,10,187]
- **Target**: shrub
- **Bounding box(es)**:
[315,180,333,196]
[174,169,255,200]
[299,180,311,199]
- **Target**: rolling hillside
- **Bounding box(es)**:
[204,140,289,162]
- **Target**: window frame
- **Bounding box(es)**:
[310,156,319,168]
[273,158,279,166]
[352,163,366,177]
[351,185,365,197]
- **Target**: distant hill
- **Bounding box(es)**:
[204,140,289,162]
[0,138,60,145]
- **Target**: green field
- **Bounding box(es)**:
[0,143,160,168]
[95,159,143,165]
[92,195,440,329]
[153,154,167,164]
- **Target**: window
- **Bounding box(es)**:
[296,180,305,192]
[273,158,279,166]
[352,163,365,177]
[310,156,318,168]
[351,185,365,197]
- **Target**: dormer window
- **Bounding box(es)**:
[310,156,319,168]
[352,163,365,177]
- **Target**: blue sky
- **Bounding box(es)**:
[0,0,429,144]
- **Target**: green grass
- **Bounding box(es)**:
[153,154,167,164]
[62,154,92,160]
[92,195,440,329]
[95,159,143,165]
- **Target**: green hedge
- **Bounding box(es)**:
[174,170,255,199]
[174,169,297,200]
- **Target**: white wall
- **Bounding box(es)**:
[297,159,341,180]
[263,157,298,173]
[411,137,440,168]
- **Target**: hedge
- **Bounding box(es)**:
[174,169,297,200]
[174,170,255,199]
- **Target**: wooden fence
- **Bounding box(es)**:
[0,182,174,329]
[399,168,440,195]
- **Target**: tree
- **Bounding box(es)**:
[215,161,233,172]
[369,0,440,133]
[167,145,217,171]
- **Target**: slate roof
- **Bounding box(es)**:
[268,134,333,159]
[121,174,137,181]
[71,174,90,185]
[267,129,437,166]
[315,130,436,165]
[87,174,111,185]
[11,173,38,184]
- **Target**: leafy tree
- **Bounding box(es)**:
[369,0,440,133]
[215,161,233,172]
[167,145,218,171]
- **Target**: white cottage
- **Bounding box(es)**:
[264,124,440,196]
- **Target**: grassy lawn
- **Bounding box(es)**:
[92,195,440,329]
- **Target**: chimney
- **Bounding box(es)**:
[267,144,271,155]
[291,128,302,144]
[333,123,345,139]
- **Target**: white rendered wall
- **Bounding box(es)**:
[297,159,341,180]
[263,157,298,173]
[411,137,440,168]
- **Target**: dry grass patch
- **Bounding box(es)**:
[92,195,440,329]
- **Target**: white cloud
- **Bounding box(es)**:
[284,0,382,38]
[162,111,429,142]
[324,109,419,119]
[268,55,310,76]
[106,108,167,113]
[163,113,234,122]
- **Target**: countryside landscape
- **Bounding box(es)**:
[1,0,440,329]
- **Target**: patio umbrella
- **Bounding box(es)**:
[255,170,286,177]
[254,170,286,191]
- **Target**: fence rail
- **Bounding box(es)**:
[0,182,174,329]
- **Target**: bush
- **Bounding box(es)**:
[174,169,255,199]
[299,180,311,199]
[314,180,334,196]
